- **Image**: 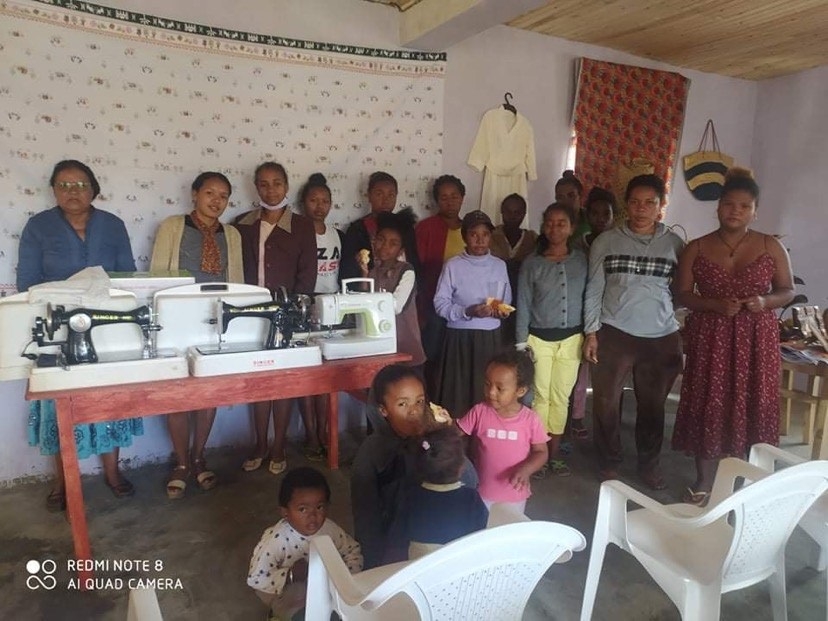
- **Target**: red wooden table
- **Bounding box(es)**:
[26,352,409,585]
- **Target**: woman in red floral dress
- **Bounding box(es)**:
[672,168,795,504]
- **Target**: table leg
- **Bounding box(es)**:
[55,397,93,588]
[780,368,793,436]
[327,391,339,471]
[803,375,819,445]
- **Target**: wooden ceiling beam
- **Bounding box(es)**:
[400,0,548,50]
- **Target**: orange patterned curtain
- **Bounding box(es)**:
[573,58,690,202]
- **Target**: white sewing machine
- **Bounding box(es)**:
[154,283,322,377]
[0,289,188,391]
[313,279,396,360]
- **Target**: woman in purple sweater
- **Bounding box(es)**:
[433,211,511,419]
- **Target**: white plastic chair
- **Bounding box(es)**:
[580,457,828,621]
[126,588,163,621]
[750,443,828,620]
[749,443,828,570]
[306,520,586,620]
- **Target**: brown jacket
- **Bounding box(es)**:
[234,208,317,295]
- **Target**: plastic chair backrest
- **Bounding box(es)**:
[360,521,585,620]
[717,461,828,587]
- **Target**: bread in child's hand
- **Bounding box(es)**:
[485,297,516,316]
[357,248,371,267]
[428,402,451,424]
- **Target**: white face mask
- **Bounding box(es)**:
[260,196,289,211]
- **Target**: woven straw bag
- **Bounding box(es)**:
[683,119,734,201]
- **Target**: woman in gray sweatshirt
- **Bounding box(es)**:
[582,174,685,489]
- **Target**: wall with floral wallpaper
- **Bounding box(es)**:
[0,0,445,294]
[0,0,443,482]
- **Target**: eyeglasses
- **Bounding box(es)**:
[55,181,91,191]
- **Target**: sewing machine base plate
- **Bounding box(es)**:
[29,349,188,392]
[314,335,396,360]
[188,343,322,376]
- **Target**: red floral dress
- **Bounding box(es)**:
[672,253,780,459]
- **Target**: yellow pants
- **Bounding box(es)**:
[527,333,583,435]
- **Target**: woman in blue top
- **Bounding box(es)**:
[17,160,141,511]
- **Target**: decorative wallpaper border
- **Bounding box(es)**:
[2,0,447,76]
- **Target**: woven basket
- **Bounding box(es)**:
[683,119,734,201]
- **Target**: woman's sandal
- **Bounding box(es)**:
[682,487,711,507]
[46,489,66,513]
[106,478,135,499]
[166,465,189,500]
[241,456,264,472]
[571,422,589,440]
[192,458,217,491]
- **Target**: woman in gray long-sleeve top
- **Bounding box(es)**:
[582,174,685,490]
[515,203,587,477]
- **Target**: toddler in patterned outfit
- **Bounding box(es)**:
[248,467,362,621]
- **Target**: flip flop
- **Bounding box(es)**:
[682,487,711,506]
[46,489,66,513]
[106,478,135,499]
[549,459,572,477]
[571,425,589,440]
[639,469,668,491]
[531,463,549,480]
[193,459,217,491]
[166,466,188,500]
[242,456,264,472]
[268,459,287,476]
[302,445,326,462]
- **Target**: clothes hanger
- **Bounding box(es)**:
[502,92,516,114]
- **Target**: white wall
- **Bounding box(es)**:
[0,0,399,484]
[442,25,758,238]
[752,65,828,306]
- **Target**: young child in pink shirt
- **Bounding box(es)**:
[457,351,548,514]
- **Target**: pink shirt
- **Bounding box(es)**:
[457,403,547,503]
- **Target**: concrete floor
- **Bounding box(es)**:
[0,392,824,621]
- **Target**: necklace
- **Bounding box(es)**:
[718,229,751,257]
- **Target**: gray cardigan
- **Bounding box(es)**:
[515,250,588,344]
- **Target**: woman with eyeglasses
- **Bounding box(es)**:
[17,159,140,512]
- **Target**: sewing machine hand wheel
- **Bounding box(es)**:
[44,303,63,340]
[293,294,311,317]
[275,286,290,304]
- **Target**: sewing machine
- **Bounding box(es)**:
[0,290,188,391]
[213,288,312,350]
[153,283,322,377]
[313,278,396,360]
[31,302,160,365]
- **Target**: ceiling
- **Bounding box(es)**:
[370,0,828,80]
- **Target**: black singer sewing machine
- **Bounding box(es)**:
[169,284,322,377]
[211,288,312,350]
[31,302,160,366]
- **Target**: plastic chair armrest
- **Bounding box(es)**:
[749,443,807,471]
[602,480,686,520]
[308,536,367,607]
[709,457,769,507]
